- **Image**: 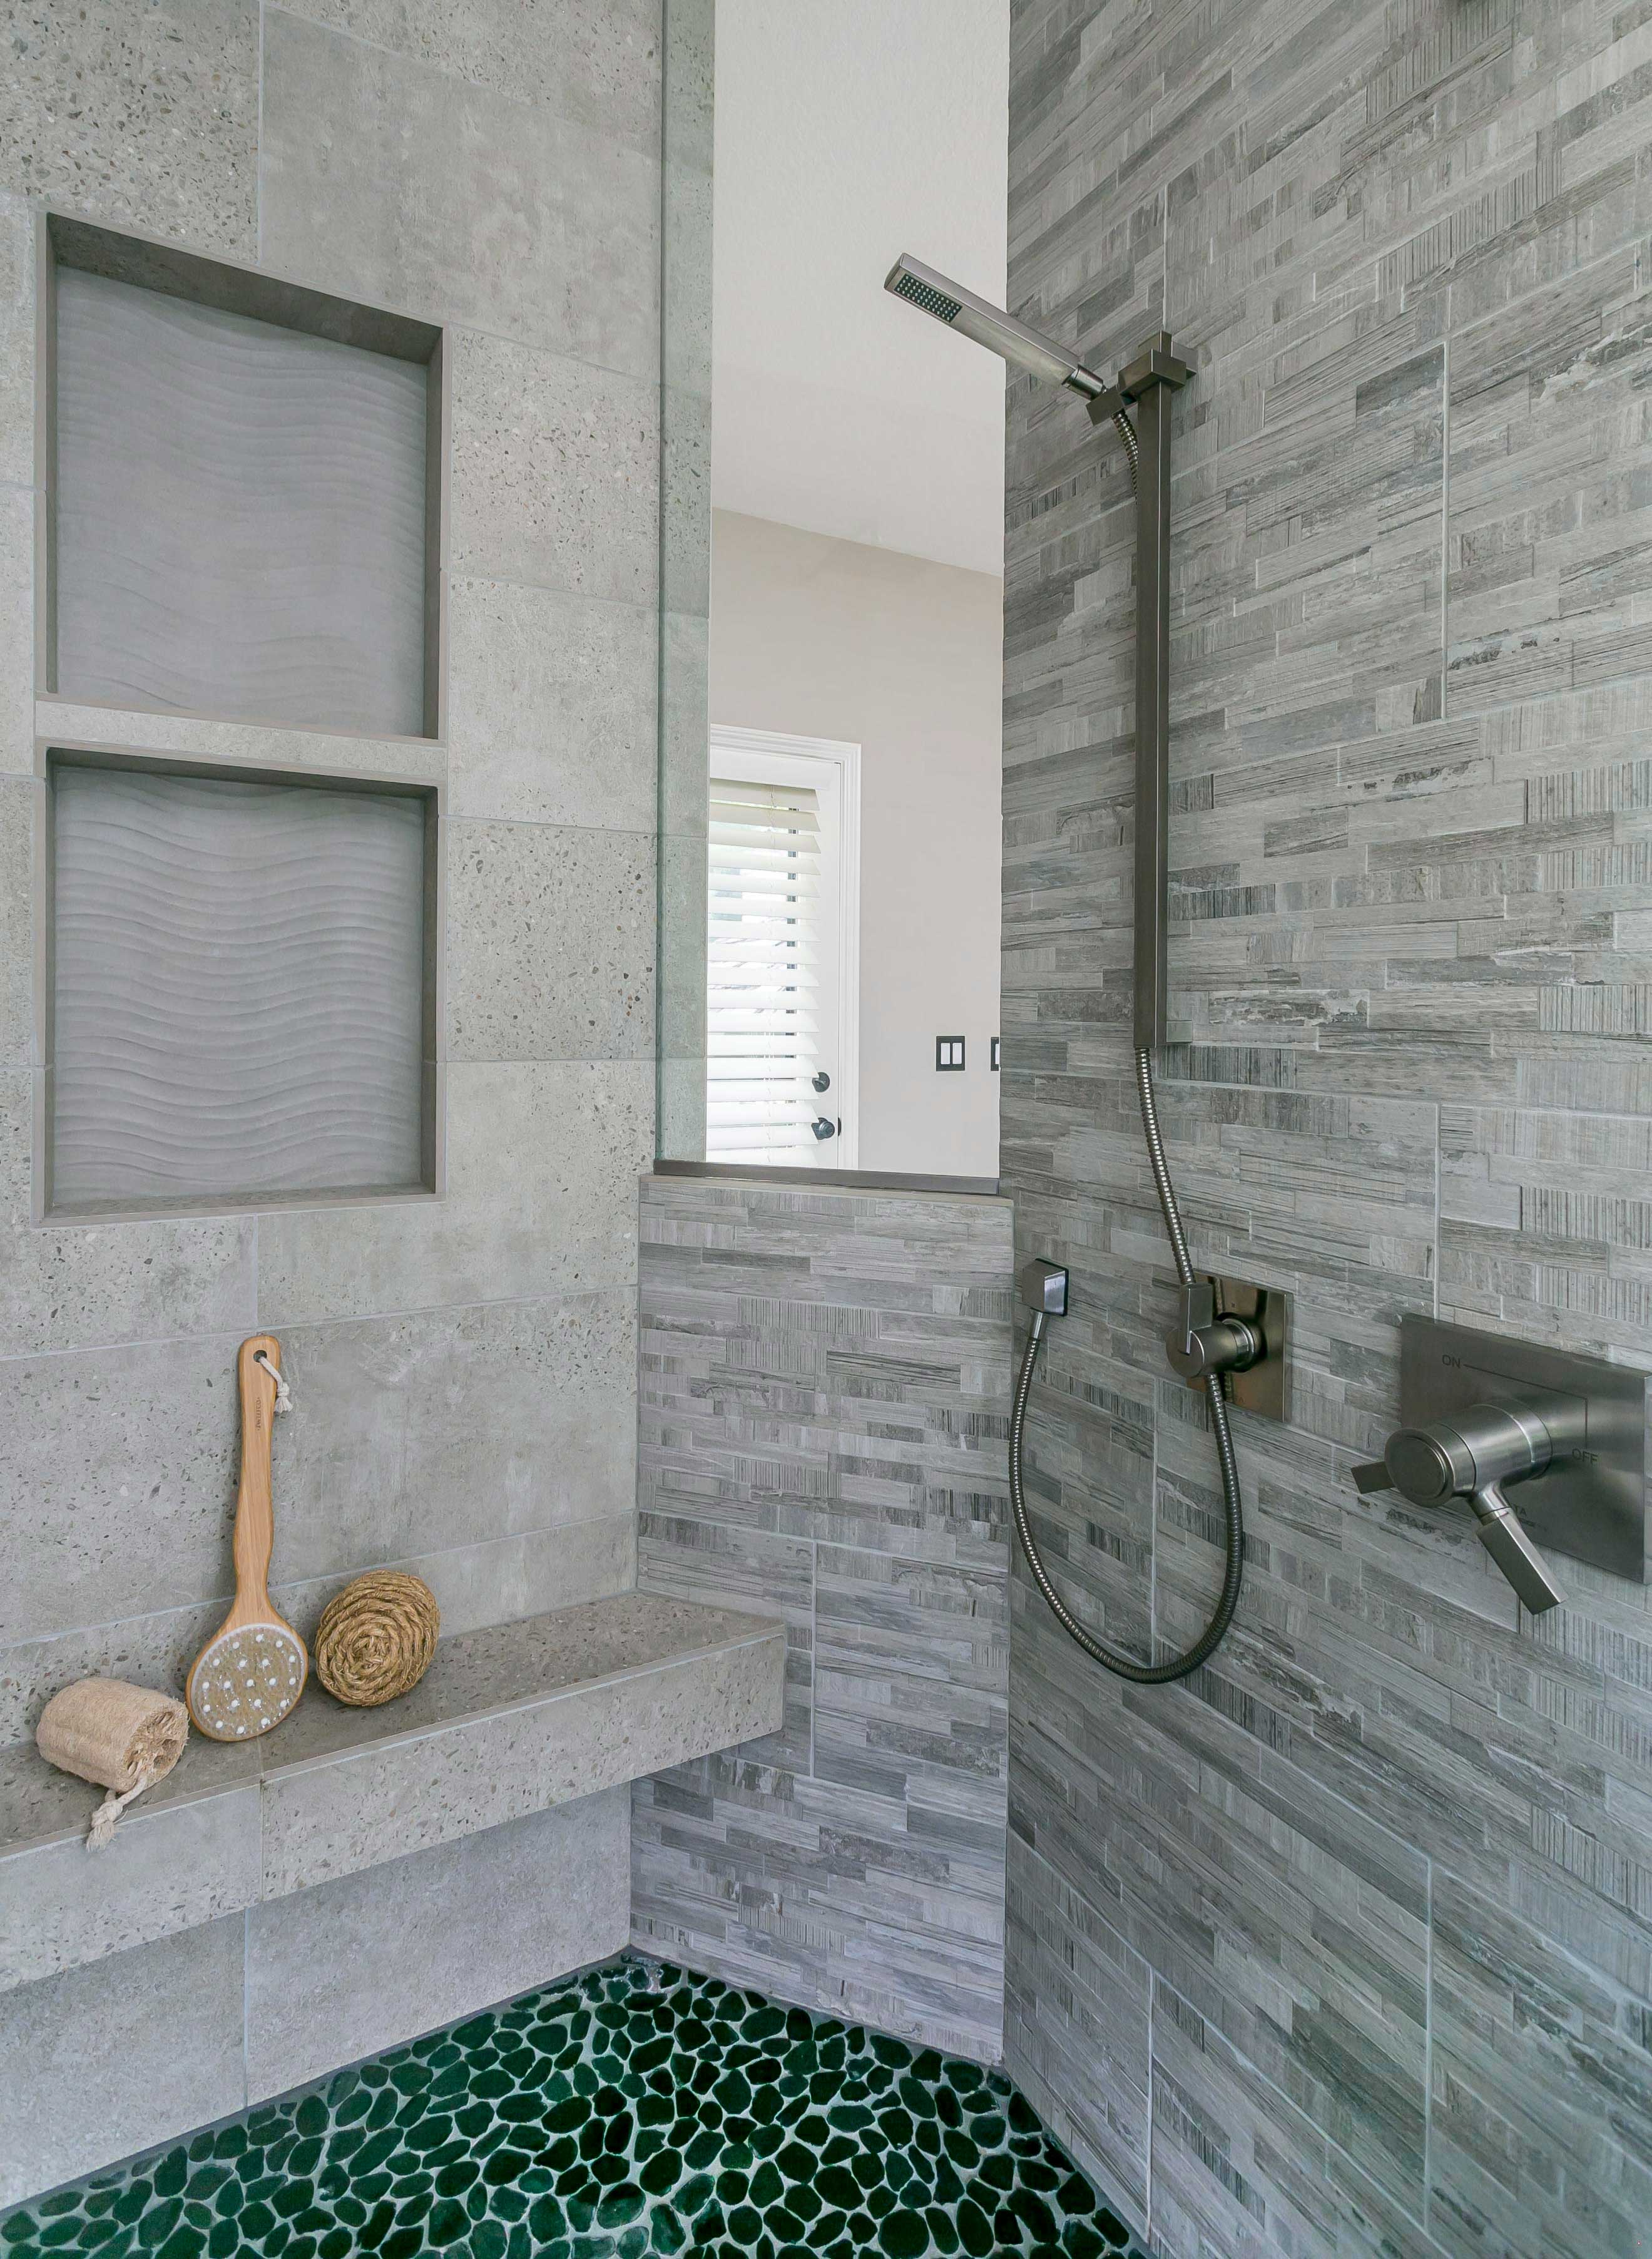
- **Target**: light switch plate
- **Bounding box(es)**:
[1399,1316,1648,1583]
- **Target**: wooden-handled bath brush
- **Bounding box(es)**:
[186,1334,307,1741]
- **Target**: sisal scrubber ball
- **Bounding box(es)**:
[313,1572,440,1707]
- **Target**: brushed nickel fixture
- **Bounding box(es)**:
[887,253,1272,1683]
[1166,1277,1288,1423]
[1352,1316,1648,1608]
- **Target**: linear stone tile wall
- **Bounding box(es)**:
[0,0,663,2199]
[630,1172,1016,2062]
[1002,8,1652,2258]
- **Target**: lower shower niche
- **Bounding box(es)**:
[47,756,435,1214]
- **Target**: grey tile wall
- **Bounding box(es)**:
[1003,6,1652,2257]
[0,1788,631,2206]
[0,0,663,2203]
[630,1172,1017,2062]
[656,0,711,1161]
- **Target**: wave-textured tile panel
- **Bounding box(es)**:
[51,766,426,1205]
[54,270,427,735]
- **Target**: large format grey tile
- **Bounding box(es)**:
[254,1057,651,1323]
[0,1599,225,1749]
[245,1786,630,2101]
[260,8,658,375]
[275,0,661,149]
[276,1514,636,1647]
[0,776,34,1071]
[0,1,258,256]
[259,1604,783,1897]
[0,1775,260,1991]
[0,484,34,777]
[0,1274,641,1686]
[0,1073,258,1357]
[0,192,33,491]
[0,1328,243,1647]
[446,577,656,829]
[0,1915,245,2206]
[275,1288,639,1582]
[447,327,658,605]
[445,820,654,1063]
[0,1514,635,1752]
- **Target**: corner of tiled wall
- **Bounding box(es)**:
[1002,7,1652,2257]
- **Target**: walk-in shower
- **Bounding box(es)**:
[886,252,1275,1683]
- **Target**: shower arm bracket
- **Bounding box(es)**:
[1086,333,1192,1054]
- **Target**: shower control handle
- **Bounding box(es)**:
[1354,1401,1566,1614]
[1466,1482,1567,1616]
[1164,1283,1261,1388]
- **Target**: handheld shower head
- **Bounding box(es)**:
[884,253,1106,397]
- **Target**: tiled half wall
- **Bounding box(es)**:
[1002,6,1652,2258]
[630,1172,1016,2062]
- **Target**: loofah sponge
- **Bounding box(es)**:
[313,1571,440,1707]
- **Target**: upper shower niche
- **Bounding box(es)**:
[44,215,445,740]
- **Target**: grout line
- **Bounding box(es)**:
[242,1900,253,2113]
[255,1,265,267]
[1423,1855,1434,2240]
[1145,1975,1156,2248]
[807,1538,818,1778]
[2,1512,637,1663]
[0,1281,640,1367]
[1432,1100,1441,1319]
[261,0,663,156]
[1439,331,1451,720]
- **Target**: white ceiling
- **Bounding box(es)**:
[710,0,1010,579]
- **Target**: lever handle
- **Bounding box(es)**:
[1469,1481,1565,1614]
[1350,1406,1567,1616]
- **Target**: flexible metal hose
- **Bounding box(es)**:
[1005,404,1246,1684]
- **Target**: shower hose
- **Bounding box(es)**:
[1006,409,1246,1686]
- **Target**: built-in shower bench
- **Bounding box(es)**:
[0,1592,785,1992]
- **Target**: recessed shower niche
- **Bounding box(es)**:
[46,754,437,1215]
[44,215,444,738]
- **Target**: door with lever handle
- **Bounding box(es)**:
[1352,1401,1566,1612]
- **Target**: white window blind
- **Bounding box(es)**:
[706,772,829,1162]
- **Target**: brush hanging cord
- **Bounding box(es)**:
[1006,407,1247,1686]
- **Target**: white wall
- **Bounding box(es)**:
[711,0,1009,575]
[710,510,1001,1179]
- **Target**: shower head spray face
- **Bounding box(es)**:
[884,253,1106,396]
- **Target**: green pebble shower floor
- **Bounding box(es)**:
[1,1959,1148,2259]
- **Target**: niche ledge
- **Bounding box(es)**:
[0,1592,785,1993]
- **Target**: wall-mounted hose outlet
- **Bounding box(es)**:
[1017,1259,1069,1318]
[1163,1274,1288,1420]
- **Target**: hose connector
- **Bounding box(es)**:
[1017,1259,1069,1318]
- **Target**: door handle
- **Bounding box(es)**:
[811,1117,836,1141]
